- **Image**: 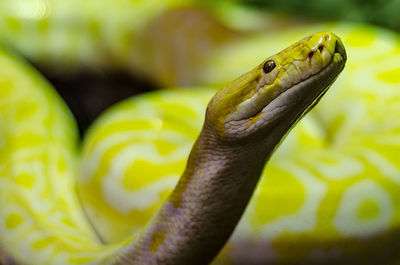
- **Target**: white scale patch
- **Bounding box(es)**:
[102,143,186,213]
[333,179,394,236]
[361,148,400,186]
[312,153,364,180]
[250,162,327,238]
[81,128,192,183]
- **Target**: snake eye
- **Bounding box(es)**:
[263,60,276,73]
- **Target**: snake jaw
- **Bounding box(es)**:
[207,31,346,140]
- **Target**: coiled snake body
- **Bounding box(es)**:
[1,2,400,265]
[0,26,348,264]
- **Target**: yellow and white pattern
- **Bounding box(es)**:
[0,2,399,264]
[78,24,400,263]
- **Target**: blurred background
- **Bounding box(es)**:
[1,0,400,132]
[240,0,400,30]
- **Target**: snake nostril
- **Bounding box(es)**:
[308,51,314,60]
[334,40,340,54]
[318,46,324,52]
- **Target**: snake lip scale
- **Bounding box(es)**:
[262,38,347,127]
[273,38,347,107]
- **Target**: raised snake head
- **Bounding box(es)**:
[206,32,347,142]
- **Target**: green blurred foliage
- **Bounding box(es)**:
[239,0,400,31]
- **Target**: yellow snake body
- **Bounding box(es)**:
[0,47,115,263]
[79,24,400,264]
[0,1,400,264]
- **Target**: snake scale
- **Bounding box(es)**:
[1,1,400,265]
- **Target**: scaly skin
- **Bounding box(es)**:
[0,32,345,264]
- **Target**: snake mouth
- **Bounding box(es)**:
[275,38,347,105]
[268,39,346,108]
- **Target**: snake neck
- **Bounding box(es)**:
[114,119,281,265]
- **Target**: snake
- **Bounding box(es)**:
[0,23,349,264]
[0,26,346,264]
[1,1,400,264]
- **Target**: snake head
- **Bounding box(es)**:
[206,31,346,142]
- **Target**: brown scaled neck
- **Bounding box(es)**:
[114,117,280,265]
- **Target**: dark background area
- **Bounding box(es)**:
[38,69,156,135]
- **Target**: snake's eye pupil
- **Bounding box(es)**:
[263,60,276,73]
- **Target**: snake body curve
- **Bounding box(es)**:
[77,23,400,264]
[0,25,349,264]
[1,1,400,265]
